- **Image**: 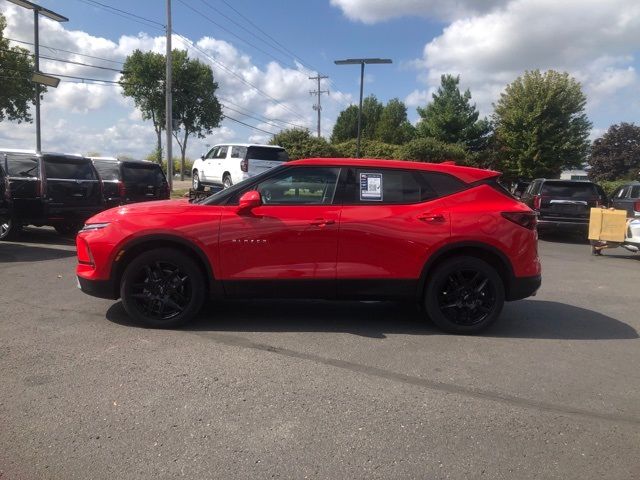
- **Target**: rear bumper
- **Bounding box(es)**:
[77,275,118,300]
[507,275,541,301]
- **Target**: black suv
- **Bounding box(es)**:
[521,179,606,234]
[609,182,640,217]
[0,150,103,239]
[91,158,169,209]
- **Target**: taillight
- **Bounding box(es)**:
[533,195,541,210]
[118,181,126,198]
[502,211,537,230]
[634,200,640,213]
[240,158,248,172]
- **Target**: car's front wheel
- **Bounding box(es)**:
[424,256,505,334]
[120,248,205,328]
[192,171,203,191]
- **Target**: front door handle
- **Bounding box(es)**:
[417,213,445,223]
[310,218,336,227]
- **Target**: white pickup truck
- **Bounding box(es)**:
[191,144,288,190]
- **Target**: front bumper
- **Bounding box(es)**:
[507,274,541,301]
[77,275,118,300]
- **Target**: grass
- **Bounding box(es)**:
[170,188,190,199]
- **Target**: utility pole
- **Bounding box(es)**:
[309,74,329,138]
[165,0,173,191]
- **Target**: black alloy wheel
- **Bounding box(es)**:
[120,248,205,328]
[0,217,15,240]
[425,256,504,334]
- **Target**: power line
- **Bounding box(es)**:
[224,115,275,136]
[7,38,124,65]
[172,31,308,123]
[71,0,165,30]
[0,47,122,72]
[217,96,307,130]
[176,0,291,67]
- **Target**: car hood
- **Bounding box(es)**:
[87,199,192,223]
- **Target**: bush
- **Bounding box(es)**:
[332,139,402,159]
[598,180,628,199]
[396,137,469,163]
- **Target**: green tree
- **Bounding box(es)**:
[375,98,415,144]
[588,123,640,181]
[171,50,222,179]
[493,70,591,179]
[0,13,42,123]
[333,139,402,159]
[330,95,384,143]
[120,50,166,163]
[271,128,337,159]
[416,74,490,151]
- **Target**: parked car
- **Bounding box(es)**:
[0,162,11,239]
[609,182,640,217]
[0,149,103,239]
[191,144,288,191]
[91,157,169,209]
[520,179,606,235]
[77,158,541,334]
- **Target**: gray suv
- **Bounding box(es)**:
[610,182,640,217]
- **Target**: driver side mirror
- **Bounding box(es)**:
[238,190,262,211]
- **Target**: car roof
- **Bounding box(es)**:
[209,143,284,149]
[90,157,157,166]
[287,158,499,183]
[0,148,86,158]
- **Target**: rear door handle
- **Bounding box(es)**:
[310,218,336,226]
[417,213,445,223]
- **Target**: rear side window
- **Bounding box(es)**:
[246,147,288,162]
[231,146,246,159]
[6,154,39,177]
[541,181,597,198]
[122,164,166,185]
[346,168,464,204]
[93,161,120,181]
[630,185,640,198]
[45,157,97,180]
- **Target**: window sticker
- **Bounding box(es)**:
[360,172,382,201]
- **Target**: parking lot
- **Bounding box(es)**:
[0,228,639,479]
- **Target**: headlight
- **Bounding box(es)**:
[80,222,110,232]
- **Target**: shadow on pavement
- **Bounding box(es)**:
[105,298,638,341]
[13,227,76,246]
[538,231,590,245]
[0,242,76,262]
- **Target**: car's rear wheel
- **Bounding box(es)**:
[222,174,232,189]
[0,217,17,240]
[425,256,504,334]
[120,248,205,328]
[192,171,203,191]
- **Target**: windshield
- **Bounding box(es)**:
[246,146,288,162]
[122,164,166,185]
[199,164,287,205]
[541,181,597,198]
[45,157,97,180]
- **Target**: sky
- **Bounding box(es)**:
[0,0,639,160]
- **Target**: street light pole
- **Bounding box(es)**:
[334,58,392,158]
[165,0,173,191]
[7,0,67,154]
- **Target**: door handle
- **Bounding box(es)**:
[417,213,445,223]
[309,218,335,226]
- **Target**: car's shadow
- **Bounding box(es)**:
[106,299,638,341]
[9,226,76,246]
[538,231,590,245]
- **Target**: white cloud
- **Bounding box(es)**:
[413,0,640,121]
[0,4,353,159]
[330,0,507,23]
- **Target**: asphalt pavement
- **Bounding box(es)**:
[0,228,639,479]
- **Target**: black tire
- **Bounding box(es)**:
[0,217,18,240]
[120,248,205,328]
[54,222,82,237]
[192,171,203,191]
[424,256,505,334]
[222,174,232,189]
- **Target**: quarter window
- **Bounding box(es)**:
[6,154,39,177]
[630,186,640,198]
[231,146,246,159]
[256,167,341,205]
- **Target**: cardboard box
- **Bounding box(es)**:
[588,208,627,242]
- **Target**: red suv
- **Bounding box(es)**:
[76,158,541,334]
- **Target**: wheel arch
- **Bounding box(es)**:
[418,241,515,301]
[110,234,217,298]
